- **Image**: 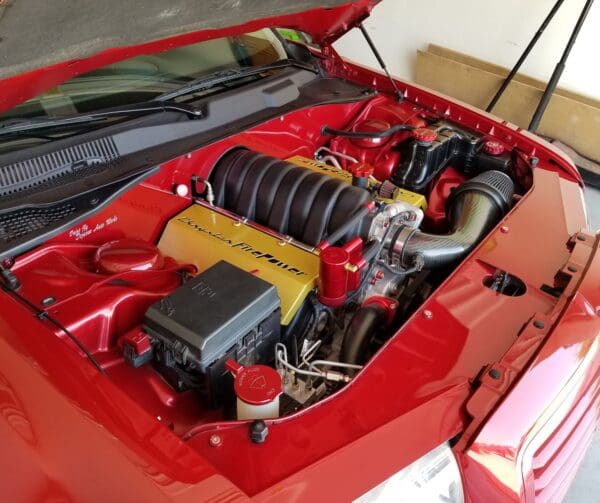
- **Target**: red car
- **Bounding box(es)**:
[0,1,598,501]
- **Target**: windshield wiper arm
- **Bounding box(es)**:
[155,58,317,102]
[0,59,315,140]
[0,101,203,139]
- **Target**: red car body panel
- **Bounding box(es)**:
[0,2,598,502]
[461,232,600,502]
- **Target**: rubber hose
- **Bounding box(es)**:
[340,305,387,366]
[321,124,415,139]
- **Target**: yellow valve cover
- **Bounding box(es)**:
[287,156,427,209]
[158,204,319,325]
[379,187,428,210]
[393,187,428,209]
[286,155,354,183]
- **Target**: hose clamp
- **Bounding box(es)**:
[387,224,418,268]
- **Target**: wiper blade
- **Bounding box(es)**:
[155,59,317,102]
[0,60,315,141]
[0,101,203,139]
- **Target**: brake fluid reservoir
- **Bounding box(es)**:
[226,360,282,420]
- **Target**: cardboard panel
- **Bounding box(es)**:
[426,44,600,108]
[415,45,600,161]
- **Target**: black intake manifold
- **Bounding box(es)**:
[209,148,373,246]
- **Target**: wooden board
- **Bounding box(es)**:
[415,45,600,162]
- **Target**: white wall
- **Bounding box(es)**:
[334,0,600,100]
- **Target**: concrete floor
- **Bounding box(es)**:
[565,185,599,502]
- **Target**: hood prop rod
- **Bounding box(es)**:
[483,0,594,132]
[529,0,595,131]
[358,23,403,101]
[486,0,565,113]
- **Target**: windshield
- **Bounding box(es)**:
[0,29,299,122]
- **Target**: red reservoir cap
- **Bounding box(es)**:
[94,239,164,275]
[226,360,282,406]
[412,127,438,143]
[349,162,374,179]
[483,140,505,156]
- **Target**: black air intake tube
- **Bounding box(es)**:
[389,170,515,269]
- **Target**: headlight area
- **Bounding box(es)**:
[354,443,464,503]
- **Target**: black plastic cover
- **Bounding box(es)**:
[392,128,512,192]
[145,261,280,372]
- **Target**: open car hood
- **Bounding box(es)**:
[0,0,378,113]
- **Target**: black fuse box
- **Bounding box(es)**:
[144,261,281,407]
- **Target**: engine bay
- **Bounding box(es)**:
[4,94,533,435]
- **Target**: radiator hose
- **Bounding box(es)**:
[388,170,515,269]
[340,305,388,367]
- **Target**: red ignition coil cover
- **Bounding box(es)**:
[483,140,505,156]
[412,127,437,143]
[94,239,164,275]
[226,360,282,406]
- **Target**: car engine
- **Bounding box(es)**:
[7,96,523,425]
[124,118,514,420]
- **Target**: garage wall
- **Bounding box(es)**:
[334,0,600,100]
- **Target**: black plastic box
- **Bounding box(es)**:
[144,261,281,406]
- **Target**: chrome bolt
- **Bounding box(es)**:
[41,296,56,307]
[209,434,222,448]
[500,225,509,234]
[422,309,433,320]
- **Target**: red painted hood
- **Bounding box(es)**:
[0,0,378,114]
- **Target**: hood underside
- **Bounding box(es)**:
[0,0,376,80]
[0,0,378,114]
